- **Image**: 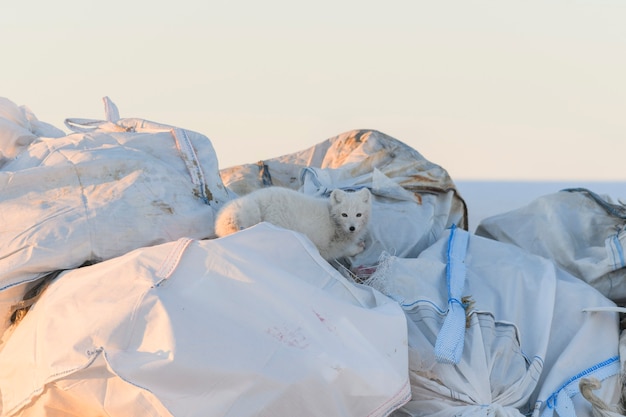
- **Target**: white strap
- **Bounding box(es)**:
[582,306,626,313]
[171,128,212,204]
[102,96,120,122]
[64,96,123,132]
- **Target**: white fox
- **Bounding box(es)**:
[214,187,371,261]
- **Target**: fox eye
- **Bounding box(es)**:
[356,213,362,217]
[341,213,348,217]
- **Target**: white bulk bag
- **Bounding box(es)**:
[365,227,621,417]
[476,188,626,303]
[0,223,410,417]
[0,97,64,167]
[0,97,230,338]
[219,129,467,267]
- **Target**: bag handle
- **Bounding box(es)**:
[63,97,213,204]
[64,96,122,133]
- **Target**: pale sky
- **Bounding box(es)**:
[2,0,625,181]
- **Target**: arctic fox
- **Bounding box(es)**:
[214,187,372,261]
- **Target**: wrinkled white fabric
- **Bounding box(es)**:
[476,189,626,303]
[366,229,622,417]
[0,97,229,338]
[0,97,64,167]
[219,129,467,267]
[0,224,410,417]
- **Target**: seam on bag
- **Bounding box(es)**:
[54,147,97,261]
[154,238,193,286]
[367,378,411,417]
[171,128,212,204]
[101,349,175,417]
[4,347,105,416]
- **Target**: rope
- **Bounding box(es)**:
[579,377,625,417]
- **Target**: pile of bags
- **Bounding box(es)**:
[0,97,624,417]
[0,97,229,336]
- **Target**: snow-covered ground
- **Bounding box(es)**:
[455,181,625,232]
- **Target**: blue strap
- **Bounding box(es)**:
[540,356,620,417]
[434,225,470,365]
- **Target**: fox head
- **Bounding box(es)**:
[329,188,371,235]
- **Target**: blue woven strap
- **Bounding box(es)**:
[434,225,470,365]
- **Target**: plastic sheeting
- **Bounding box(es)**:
[476,188,626,303]
[0,97,229,339]
[0,223,410,417]
[364,227,622,417]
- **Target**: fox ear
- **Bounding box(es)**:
[330,189,343,203]
[360,188,371,203]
